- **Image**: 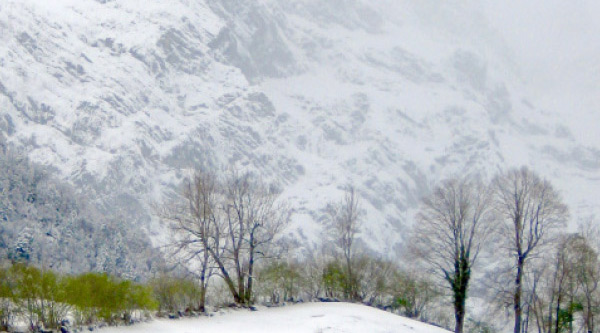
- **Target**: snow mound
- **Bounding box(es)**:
[101,302,448,333]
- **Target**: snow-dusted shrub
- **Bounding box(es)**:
[256,261,305,304]
[149,274,202,315]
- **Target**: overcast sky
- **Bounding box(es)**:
[480,1,600,143]
[484,1,599,88]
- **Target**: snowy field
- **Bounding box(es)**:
[101,302,447,333]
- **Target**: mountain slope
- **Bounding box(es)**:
[0,0,598,258]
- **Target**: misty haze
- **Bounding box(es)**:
[0,1,598,333]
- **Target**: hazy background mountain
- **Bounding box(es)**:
[0,0,598,267]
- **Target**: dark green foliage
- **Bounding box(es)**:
[554,301,582,333]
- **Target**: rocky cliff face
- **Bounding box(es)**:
[0,0,598,260]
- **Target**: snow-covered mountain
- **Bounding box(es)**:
[1,0,598,257]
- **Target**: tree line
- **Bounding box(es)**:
[162,166,598,333]
[0,149,592,333]
[409,167,600,333]
[158,168,444,318]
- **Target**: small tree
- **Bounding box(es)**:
[322,259,347,299]
[0,266,15,331]
[391,270,440,320]
[258,260,304,304]
[325,185,361,301]
[412,176,494,333]
[354,255,395,306]
[10,264,42,329]
[39,269,69,330]
[565,224,599,333]
[493,167,568,333]
[150,273,197,314]
[122,282,157,322]
[161,170,219,312]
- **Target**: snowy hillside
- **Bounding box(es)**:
[101,302,449,333]
[0,0,598,258]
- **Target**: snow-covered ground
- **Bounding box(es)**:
[101,303,447,333]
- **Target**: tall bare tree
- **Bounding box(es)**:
[213,171,291,305]
[159,170,219,312]
[412,176,494,333]
[326,185,361,301]
[163,170,291,307]
[493,167,568,333]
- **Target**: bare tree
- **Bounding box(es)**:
[528,233,596,333]
[493,167,568,333]
[159,170,219,312]
[163,170,291,307]
[548,236,576,333]
[326,185,361,301]
[212,171,291,305]
[572,221,600,333]
[529,263,549,333]
[412,176,494,333]
[391,268,440,320]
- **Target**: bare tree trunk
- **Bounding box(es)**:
[234,250,245,304]
[453,275,468,333]
[515,256,524,333]
[547,298,553,333]
[554,291,562,333]
[246,235,256,305]
[209,248,241,303]
[198,258,209,312]
[587,298,593,333]
[198,285,206,312]
[345,255,357,301]
[524,303,530,333]
[450,253,471,333]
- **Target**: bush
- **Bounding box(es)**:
[63,272,156,325]
[150,274,201,315]
[7,264,70,330]
[258,261,304,304]
[322,260,348,300]
[389,270,439,320]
